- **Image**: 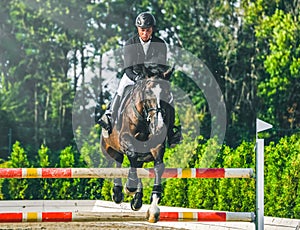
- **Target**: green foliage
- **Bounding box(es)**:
[35,145,51,199]
[59,146,75,168]
[6,142,30,199]
[0,0,299,220]
[101,179,113,201]
[51,146,79,199]
[38,145,50,168]
[161,134,299,219]
[253,6,300,131]
[0,134,299,220]
[265,134,300,218]
[216,142,255,212]
[161,179,188,207]
[77,125,108,168]
[0,0,298,152]
[164,135,199,168]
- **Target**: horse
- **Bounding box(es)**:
[100,68,174,222]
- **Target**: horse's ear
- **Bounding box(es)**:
[163,64,175,81]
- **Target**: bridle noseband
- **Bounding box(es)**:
[145,106,163,123]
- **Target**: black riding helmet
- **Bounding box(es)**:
[135,12,156,28]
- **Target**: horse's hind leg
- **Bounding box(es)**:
[112,155,124,204]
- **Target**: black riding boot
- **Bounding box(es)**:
[97,94,121,134]
[167,104,183,148]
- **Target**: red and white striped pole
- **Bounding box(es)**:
[159,211,255,222]
[0,168,253,179]
[0,211,255,222]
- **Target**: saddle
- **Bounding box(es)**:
[112,85,134,131]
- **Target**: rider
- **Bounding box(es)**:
[98,12,182,147]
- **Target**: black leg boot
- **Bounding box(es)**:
[97,95,121,134]
[167,104,183,148]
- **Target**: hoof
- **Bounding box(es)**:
[146,206,160,223]
[130,192,143,211]
[112,185,124,204]
[147,193,160,223]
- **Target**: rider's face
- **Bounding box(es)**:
[137,27,153,42]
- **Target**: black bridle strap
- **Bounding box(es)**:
[131,100,162,124]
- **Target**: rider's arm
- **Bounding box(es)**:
[124,36,142,81]
[124,67,139,81]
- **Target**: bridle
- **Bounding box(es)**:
[146,107,163,122]
[131,78,164,126]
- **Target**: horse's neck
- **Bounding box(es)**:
[133,90,144,112]
[129,84,146,119]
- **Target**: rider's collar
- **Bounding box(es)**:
[139,36,152,45]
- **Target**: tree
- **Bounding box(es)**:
[256,10,300,130]
[243,0,300,136]
[156,0,257,146]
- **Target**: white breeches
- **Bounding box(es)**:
[117,73,135,97]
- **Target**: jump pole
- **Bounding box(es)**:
[256,119,273,230]
[0,211,255,222]
[0,168,253,179]
[0,120,268,225]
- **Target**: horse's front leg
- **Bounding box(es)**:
[125,156,144,211]
[150,143,166,203]
[146,161,165,223]
[124,166,139,195]
[152,160,165,203]
[147,146,165,223]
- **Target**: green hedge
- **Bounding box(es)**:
[159,134,299,219]
[0,133,299,219]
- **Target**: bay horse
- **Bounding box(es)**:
[100,68,174,222]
